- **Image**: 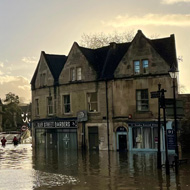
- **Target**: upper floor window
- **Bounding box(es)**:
[35,99,39,116]
[87,92,98,112]
[136,89,149,111]
[63,94,71,114]
[70,68,76,81]
[142,60,149,74]
[77,67,82,80]
[40,73,46,87]
[134,61,140,74]
[47,96,53,115]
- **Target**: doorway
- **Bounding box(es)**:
[88,127,99,150]
[117,127,127,151]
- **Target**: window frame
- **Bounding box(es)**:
[76,67,82,81]
[70,68,76,81]
[134,60,140,74]
[63,94,71,114]
[136,89,149,112]
[47,96,53,115]
[35,98,40,116]
[142,59,149,74]
[87,92,98,113]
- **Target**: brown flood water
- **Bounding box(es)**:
[0,144,190,190]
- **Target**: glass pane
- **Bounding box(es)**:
[134,61,140,74]
[65,104,70,113]
[90,93,97,101]
[77,67,81,80]
[143,128,152,149]
[132,127,142,148]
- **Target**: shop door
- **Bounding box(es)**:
[118,135,127,151]
[46,129,57,149]
[58,131,77,150]
[88,127,99,150]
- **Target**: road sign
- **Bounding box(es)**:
[167,129,176,150]
[151,91,160,98]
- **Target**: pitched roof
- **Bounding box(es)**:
[43,52,67,82]
[150,34,178,68]
[78,31,177,79]
[30,52,67,89]
[78,42,131,79]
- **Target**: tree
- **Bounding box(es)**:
[79,30,135,49]
[4,92,19,104]
[2,92,22,131]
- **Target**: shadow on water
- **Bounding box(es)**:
[0,144,190,190]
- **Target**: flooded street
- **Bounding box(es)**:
[0,144,190,190]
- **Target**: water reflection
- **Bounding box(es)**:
[0,144,190,190]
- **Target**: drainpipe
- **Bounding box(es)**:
[105,80,110,151]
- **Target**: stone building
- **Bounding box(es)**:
[0,99,3,132]
[31,30,178,151]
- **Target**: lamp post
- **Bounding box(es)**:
[169,64,179,174]
[21,112,31,126]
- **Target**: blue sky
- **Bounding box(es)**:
[0,0,190,102]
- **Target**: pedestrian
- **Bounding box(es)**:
[1,136,7,147]
[13,136,18,146]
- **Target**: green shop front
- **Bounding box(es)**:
[33,118,78,150]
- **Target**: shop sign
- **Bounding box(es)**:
[35,120,77,128]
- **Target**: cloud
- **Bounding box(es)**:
[102,14,190,27]
[22,56,37,64]
[0,75,31,103]
[0,62,4,68]
[161,0,190,4]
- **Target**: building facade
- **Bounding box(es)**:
[31,30,178,152]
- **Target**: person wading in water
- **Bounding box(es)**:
[1,137,7,147]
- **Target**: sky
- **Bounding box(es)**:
[0,0,190,103]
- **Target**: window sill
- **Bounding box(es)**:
[63,112,73,116]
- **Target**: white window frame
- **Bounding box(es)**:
[136,89,149,112]
[76,67,82,81]
[87,92,98,113]
[70,68,76,81]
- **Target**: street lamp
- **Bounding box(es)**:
[168,64,179,174]
[21,112,31,124]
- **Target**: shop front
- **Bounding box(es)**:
[127,121,164,151]
[33,118,78,150]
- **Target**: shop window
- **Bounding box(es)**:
[63,95,71,114]
[132,127,142,148]
[136,89,149,111]
[134,60,140,74]
[47,96,53,115]
[132,127,161,149]
[87,92,98,112]
[142,60,149,74]
[142,127,152,149]
[35,99,39,116]
[77,67,82,80]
